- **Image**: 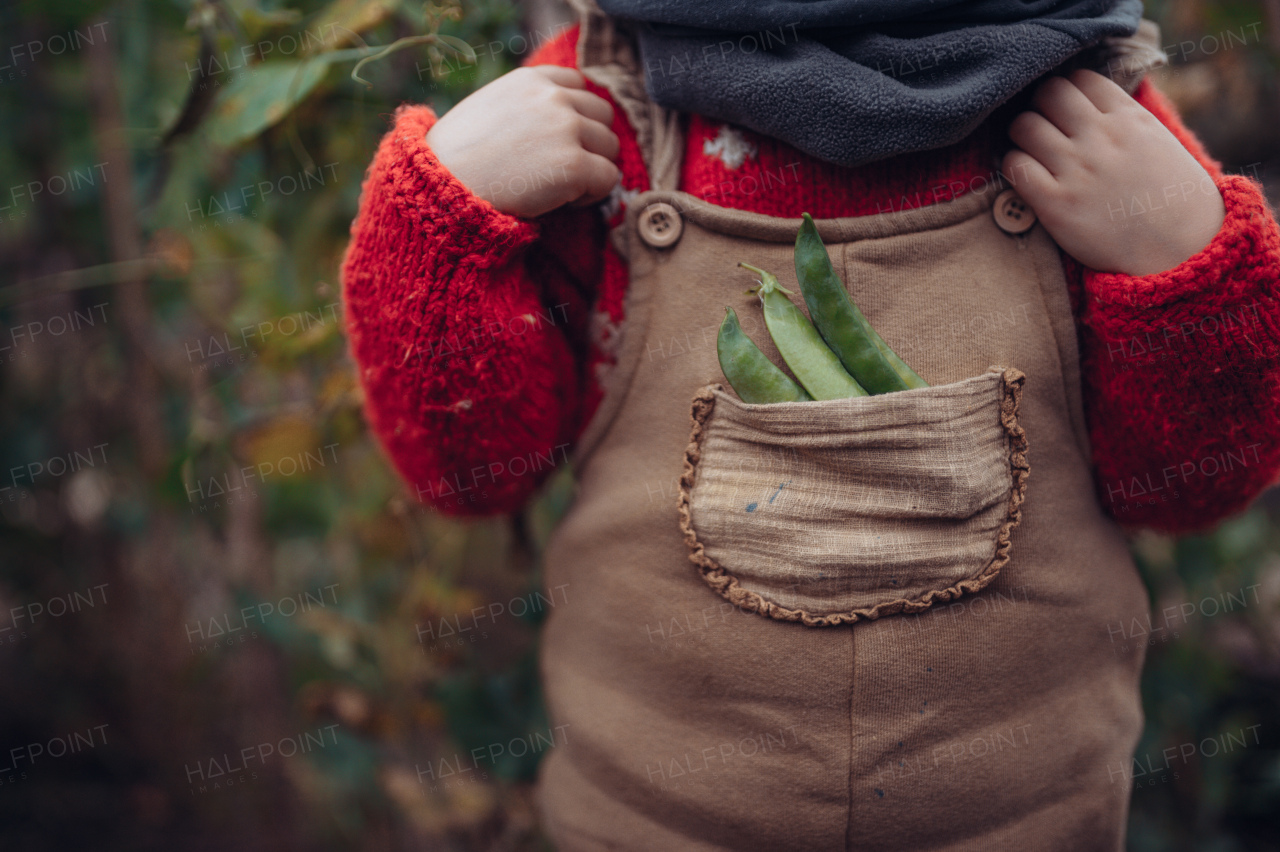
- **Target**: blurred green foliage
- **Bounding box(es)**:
[0,0,1276,849]
[1,0,569,848]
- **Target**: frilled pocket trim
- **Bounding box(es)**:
[677,367,1029,627]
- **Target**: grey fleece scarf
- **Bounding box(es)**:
[595,0,1144,167]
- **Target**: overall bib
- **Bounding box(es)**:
[536,5,1165,848]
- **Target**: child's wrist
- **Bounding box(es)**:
[1096,188,1226,277]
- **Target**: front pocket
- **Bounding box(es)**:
[677,367,1029,627]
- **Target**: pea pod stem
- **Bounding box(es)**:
[739,262,867,401]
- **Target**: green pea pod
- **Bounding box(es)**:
[795,213,913,394]
[869,328,929,390]
[740,262,867,401]
[717,307,812,404]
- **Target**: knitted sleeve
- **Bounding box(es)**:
[1071,78,1280,533]
[340,26,607,516]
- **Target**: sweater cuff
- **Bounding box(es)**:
[376,103,539,266]
[1083,175,1276,310]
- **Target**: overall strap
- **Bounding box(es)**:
[565,0,684,193]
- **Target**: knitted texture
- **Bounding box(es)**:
[341,22,1280,531]
[1081,174,1280,530]
[340,105,571,514]
[681,111,1010,220]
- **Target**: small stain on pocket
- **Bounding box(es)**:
[746,480,792,514]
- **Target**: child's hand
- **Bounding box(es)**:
[425,65,622,219]
[1002,69,1225,277]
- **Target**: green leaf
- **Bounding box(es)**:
[205,58,334,148]
[310,0,402,42]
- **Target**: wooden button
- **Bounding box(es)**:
[993,189,1036,235]
[638,202,683,248]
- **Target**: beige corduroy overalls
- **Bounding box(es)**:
[536,4,1167,849]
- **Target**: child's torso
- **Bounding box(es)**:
[536,4,1154,849]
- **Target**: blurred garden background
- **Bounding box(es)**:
[0,0,1278,849]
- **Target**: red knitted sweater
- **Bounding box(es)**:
[341,23,1280,533]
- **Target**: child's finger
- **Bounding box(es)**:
[1007,110,1072,176]
[1001,148,1055,197]
[1031,75,1101,138]
[572,152,622,204]
[578,119,621,162]
[563,88,615,128]
[530,64,586,89]
[1066,68,1133,113]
